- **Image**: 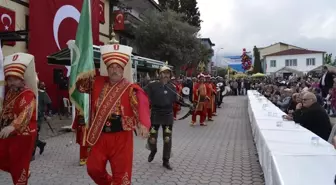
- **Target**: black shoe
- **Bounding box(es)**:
[148,151,156,162]
[163,161,172,170]
[39,142,46,155]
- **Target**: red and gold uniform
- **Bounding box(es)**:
[205,75,216,121]
[177,81,183,112]
[71,109,90,166]
[77,42,151,185]
[191,73,210,126]
[0,53,38,185]
[211,81,217,116]
[172,77,181,120]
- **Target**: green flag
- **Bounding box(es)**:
[68,0,95,125]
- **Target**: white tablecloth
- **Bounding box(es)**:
[247,90,336,185]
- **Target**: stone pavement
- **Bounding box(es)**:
[0,96,264,185]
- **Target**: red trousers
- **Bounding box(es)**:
[80,145,89,161]
[87,131,133,185]
[173,104,179,119]
[192,110,206,123]
[207,108,213,119]
[0,133,36,185]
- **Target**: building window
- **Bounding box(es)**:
[285,59,297,66]
[306,58,315,66]
[270,60,276,67]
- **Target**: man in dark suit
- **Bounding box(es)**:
[319,66,334,98]
[292,92,331,141]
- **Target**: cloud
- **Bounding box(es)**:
[197,0,336,61]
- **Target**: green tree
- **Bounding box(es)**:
[324,53,333,65]
[134,10,206,73]
[253,46,262,73]
[158,0,180,12]
[158,0,201,28]
[180,0,201,28]
[217,67,227,77]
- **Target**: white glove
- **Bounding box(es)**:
[0,125,15,138]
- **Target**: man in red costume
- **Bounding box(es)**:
[191,73,209,126]
[171,76,181,120]
[205,74,215,121]
[210,77,217,116]
[0,53,38,185]
[71,108,90,166]
[76,36,151,185]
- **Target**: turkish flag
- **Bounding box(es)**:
[0,6,16,46]
[99,1,105,24]
[113,10,125,30]
[28,0,100,110]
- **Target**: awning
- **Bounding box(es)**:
[47,44,173,70]
[0,30,28,42]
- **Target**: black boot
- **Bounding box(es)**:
[163,161,172,170]
[39,142,46,155]
[148,151,156,162]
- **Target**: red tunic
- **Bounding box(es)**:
[0,87,37,185]
[77,76,151,184]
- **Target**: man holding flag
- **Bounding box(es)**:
[68,0,150,184]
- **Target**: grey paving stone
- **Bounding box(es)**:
[0,96,264,185]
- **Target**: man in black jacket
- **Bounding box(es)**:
[292,92,331,141]
[319,66,335,98]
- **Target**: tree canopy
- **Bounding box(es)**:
[158,0,201,28]
[253,46,262,73]
[134,10,211,73]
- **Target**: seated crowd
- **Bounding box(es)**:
[252,76,336,147]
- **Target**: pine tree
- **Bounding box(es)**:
[180,0,201,28]
[253,46,262,73]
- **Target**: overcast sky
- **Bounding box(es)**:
[155,0,336,61]
[197,0,336,60]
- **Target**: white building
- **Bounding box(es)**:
[265,49,325,76]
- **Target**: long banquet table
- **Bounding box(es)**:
[247,90,336,185]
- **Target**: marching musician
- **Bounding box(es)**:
[216,76,225,108]
[191,73,210,126]
[171,76,181,120]
[0,53,38,185]
[76,36,151,184]
[71,108,90,166]
[210,77,217,116]
[205,74,216,121]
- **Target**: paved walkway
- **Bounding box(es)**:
[0,96,264,185]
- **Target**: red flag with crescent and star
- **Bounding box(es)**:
[0,6,16,46]
[28,0,100,110]
[99,1,105,24]
[113,10,125,30]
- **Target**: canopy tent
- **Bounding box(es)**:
[272,66,304,77]
[47,45,173,70]
[308,64,336,73]
[251,73,265,78]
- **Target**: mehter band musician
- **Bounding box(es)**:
[76,35,150,184]
[145,63,188,170]
[71,108,90,166]
[191,73,210,126]
[0,53,38,185]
